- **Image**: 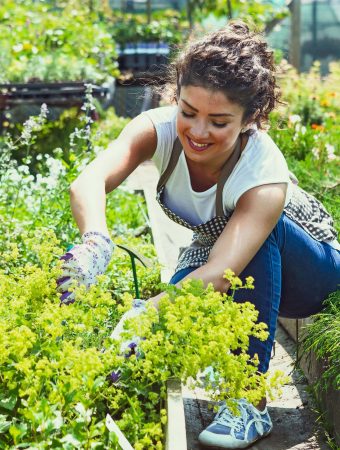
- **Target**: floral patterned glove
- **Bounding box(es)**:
[110,299,147,358]
[57,231,114,304]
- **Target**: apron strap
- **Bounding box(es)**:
[215,136,242,217]
[157,135,243,217]
[156,137,183,192]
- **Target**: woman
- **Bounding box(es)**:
[58,21,340,449]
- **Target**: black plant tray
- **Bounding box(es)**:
[0,81,114,109]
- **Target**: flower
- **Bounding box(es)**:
[311,123,325,131]
[325,144,336,161]
[109,370,121,384]
[311,147,319,159]
[288,114,301,125]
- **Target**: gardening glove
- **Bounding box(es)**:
[57,231,114,304]
[110,299,147,358]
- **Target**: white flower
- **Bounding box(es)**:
[289,114,301,124]
[20,104,48,144]
[325,144,336,161]
[45,156,65,178]
[311,147,319,159]
[18,165,30,174]
[40,103,48,119]
[7,168,21,183]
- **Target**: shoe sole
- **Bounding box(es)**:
[198,428,272,449]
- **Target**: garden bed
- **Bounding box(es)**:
[279,317,340,446]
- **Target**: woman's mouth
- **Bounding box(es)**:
[187,137,211,152]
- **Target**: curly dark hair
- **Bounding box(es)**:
[166,20,280,130]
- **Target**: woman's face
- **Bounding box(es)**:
[176,85,246,168]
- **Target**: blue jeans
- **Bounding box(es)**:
[169,213,340,373]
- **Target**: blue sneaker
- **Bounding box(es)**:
[198,398,273,449]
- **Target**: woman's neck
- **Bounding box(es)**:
[185,134,248,192]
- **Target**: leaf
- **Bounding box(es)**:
[52,411,63,430]
[0,394,17,411]
[92,375,106,392]
[9,422,27,441]
[60,433,82,446]
[0,414,11,433]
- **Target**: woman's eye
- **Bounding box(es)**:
[181,111,195,118]
[213,122,227,128]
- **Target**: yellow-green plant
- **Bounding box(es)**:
[0,232,285,449]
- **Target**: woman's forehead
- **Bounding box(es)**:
[179,85,244,115]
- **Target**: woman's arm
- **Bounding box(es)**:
[70,113,157,235]
[150,182,287,307]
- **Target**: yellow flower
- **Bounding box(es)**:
[22,42,32,51]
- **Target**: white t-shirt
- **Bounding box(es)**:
[144,105,293,226]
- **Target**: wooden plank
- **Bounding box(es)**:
[106,414,134,450]
[166,378,187,450]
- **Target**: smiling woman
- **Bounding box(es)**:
[58,20,340,450]
[176,86,246,179]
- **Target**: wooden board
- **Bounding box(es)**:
[166,378,187,450]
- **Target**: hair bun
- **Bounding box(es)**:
[226,20,251,36]
[165,19,280,130]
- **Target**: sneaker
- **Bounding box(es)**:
[198,398,273,449]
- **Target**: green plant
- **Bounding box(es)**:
[0,87,160,302]
[0,0,119,82]
[0,235,286,448]
[299,290,340,449]
[110,10,189,47]
[269,61,340,234]
[301,290,340,391]
[0,230,124,448]
[185,0,288,32]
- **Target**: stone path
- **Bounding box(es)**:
[126,161,330,450]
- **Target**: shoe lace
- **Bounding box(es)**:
[215,403,250,433]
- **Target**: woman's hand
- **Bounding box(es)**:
[110,299,148,357]
[57,231,114,304]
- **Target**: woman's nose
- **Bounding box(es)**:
[190,121,209,139]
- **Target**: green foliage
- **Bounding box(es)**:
[0,239,285,448]
[0,91,287,448]
[0,0,119,82]
[0,230,128,448]
[110,10,189,47]
[0,99,160,300]
[3,105,131,167]
[120,271,286,409]
[301,290,340,391]
[187,0,288,32]
[269,61,340,234]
